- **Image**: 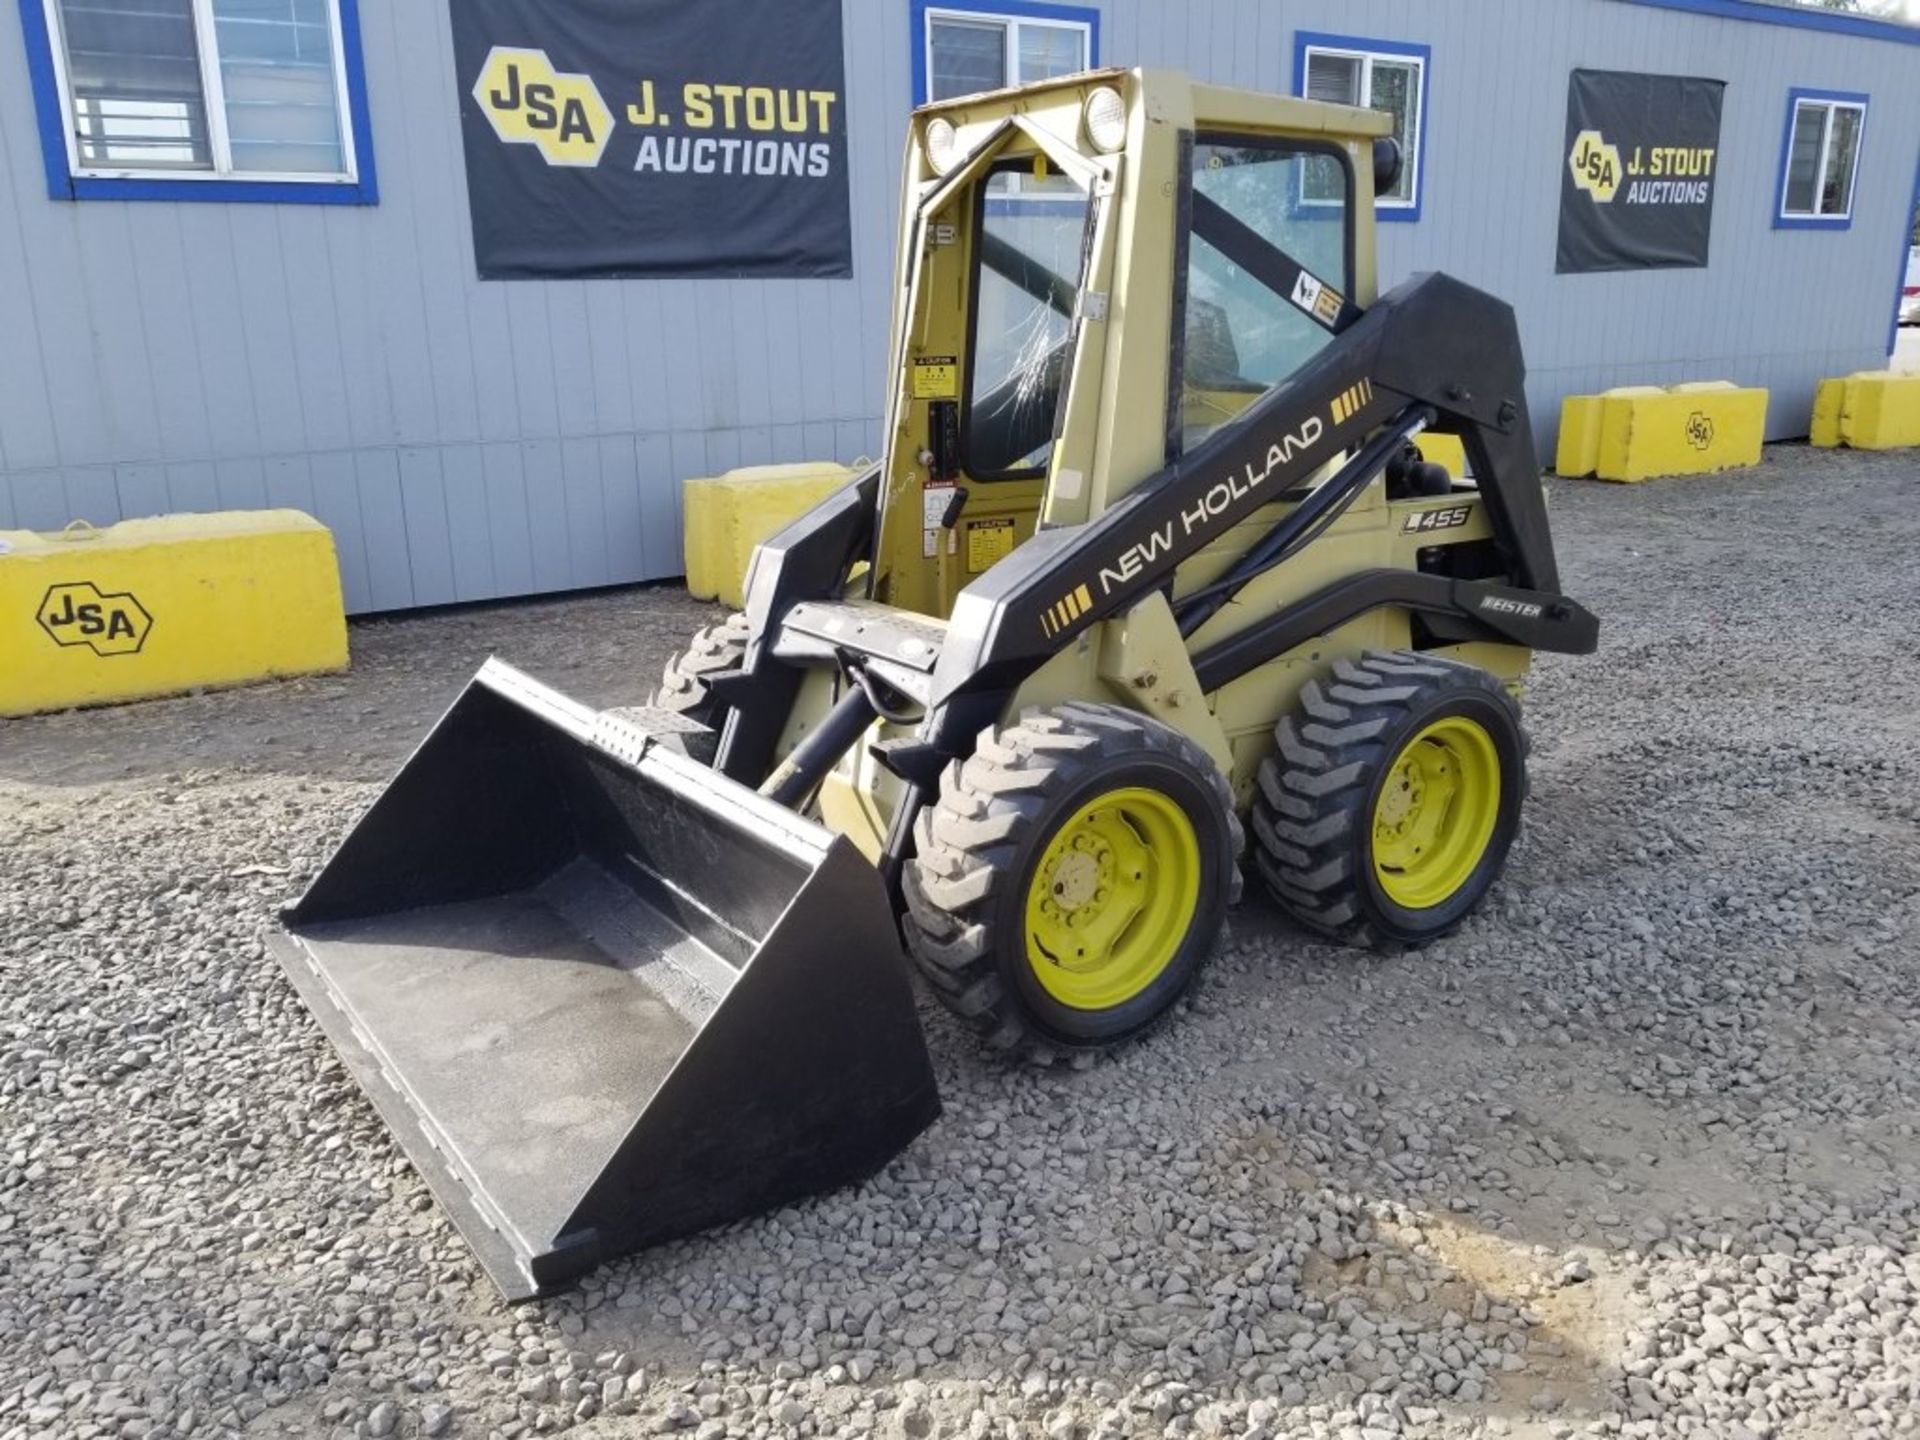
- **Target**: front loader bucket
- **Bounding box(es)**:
[271,659,940,1301]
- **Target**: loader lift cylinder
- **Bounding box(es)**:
[1174,407,1436,637]
[760,682,882,808]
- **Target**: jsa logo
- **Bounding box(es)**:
[37,582,152,656]
[475,48,613,167]
[1568,129,1622,203]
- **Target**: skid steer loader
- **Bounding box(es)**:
[273,69,1597,1300]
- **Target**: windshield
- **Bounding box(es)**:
[1179,138,1352,452]
[963,166,1092,480]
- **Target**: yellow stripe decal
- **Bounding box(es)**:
[1075,583,1092,614]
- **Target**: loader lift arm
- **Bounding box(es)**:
[724,269,1595,796]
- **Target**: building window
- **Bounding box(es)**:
[21,0,377,202]
[1294,32,1429,221]
[1775,89,1867,230]
[913,2,1097,107]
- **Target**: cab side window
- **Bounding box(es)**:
[1178,139,1351,453]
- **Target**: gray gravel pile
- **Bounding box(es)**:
[2,445,1917,1439]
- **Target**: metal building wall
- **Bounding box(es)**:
[0,1,1914,614]
[0,1,916,614]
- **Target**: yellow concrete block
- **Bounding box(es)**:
[0,510,347,717]
[1413,433,1467,478]
[1837,370,1920,451]
[1592,383,1766,482]
[681,474,728,601]
[682,462,858,608]
[1810,378,1846,448]
[1553,395,1606,477]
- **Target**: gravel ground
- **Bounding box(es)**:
[3,444,1918,1440]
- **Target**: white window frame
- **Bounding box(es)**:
[921,6,1093,106]
[40,0,360,186]
[1776,93,1866,226]
[1300,41,1427,215]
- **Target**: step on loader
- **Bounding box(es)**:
[273,69,1598,1300]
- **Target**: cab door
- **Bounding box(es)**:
[874,148,1098,619]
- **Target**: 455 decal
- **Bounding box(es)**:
[1403,505,1473,535]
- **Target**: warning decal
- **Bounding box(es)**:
[965,517,1016,573]
[912,356,958,399]
[1288,269,1345,328]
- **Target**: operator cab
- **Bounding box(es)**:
[869,70,1392,622]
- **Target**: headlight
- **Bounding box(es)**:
[1082,85,1127,154]
[924,116,959,175]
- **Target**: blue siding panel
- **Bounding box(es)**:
[264,455,317,515]
[480,442,535,596]
[521,439,572,591]
[215,459,269,513]
[560,436,611,589]
[397,446,457,607]
[601,434,649,582]
[112,463,168,519]
[64,466,118,525]
[177,208,266,461]
[355,450,415,612]
[11,472,71,530]
[165,462,221,515]
[308,451,372,614]
[439,444,497,603]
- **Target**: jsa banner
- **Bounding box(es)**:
[1557,69,1726,274]
[449,0,853,280]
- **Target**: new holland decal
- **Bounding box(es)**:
[1042,375,1384,640]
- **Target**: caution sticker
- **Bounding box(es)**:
[965,517,1016,573]
[912,355,959,399]
[921,481,956,528]
[1289,269,1345,327]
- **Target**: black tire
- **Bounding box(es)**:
[650,611,751,724]
[903,702,1243,1062]
[1251,651,1527,949]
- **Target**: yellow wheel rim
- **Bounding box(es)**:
[1023,786,1201,1011]
[1371,716,1502,910]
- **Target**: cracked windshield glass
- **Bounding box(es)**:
[966,166,1090,477]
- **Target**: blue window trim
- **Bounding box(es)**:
[910,0,1100,109]
[1611,0,1920,47]
[1772,87,1869,232]
[17,0,378,205]
[1291,30,1431,224]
